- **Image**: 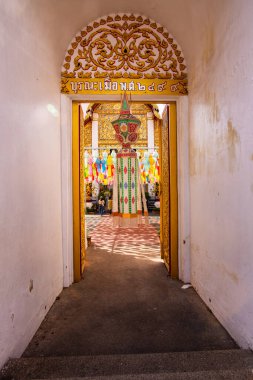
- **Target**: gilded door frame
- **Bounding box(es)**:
[72,99,179,282]
[159,102,178,278]
[72,102,85,282]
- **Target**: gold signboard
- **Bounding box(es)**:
[61,78,187,96]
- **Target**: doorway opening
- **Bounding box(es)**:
[72,100,178,282]
[60,13,190,287]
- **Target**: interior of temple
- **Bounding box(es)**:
[81,102,162,242]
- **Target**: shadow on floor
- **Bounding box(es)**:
[23,233,237,357]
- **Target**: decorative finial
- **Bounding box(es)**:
[120,92,130,114]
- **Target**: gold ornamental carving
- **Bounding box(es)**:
[62,14,187,83]
[154,118,160,147]
[83,121,92,147]
[95,102,150,114]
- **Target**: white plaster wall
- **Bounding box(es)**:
[147,112,155,151]
[92,113,99,150]
[189,0,253,349]
[0,1,63,367]
[61,95,73,287]
[2,0,253,368]
[177,97,190,283]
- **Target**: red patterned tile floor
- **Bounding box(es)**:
[86,215,161,263]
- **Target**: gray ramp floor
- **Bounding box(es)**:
[23,218,237,357]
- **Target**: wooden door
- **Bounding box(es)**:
[159,103,178,278]
[72,102,86,282]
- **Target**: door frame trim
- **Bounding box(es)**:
[160,103,178,278]
[60,94,190,287]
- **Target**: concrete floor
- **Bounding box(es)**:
[23,217,237,358]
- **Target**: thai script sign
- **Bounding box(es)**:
[61,78,187,96]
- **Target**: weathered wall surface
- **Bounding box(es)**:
[189,0,253,349]
[0,1,63,367]
[0,0,198,367]
[1,0,253,369]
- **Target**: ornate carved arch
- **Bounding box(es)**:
[61,13,188,95]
